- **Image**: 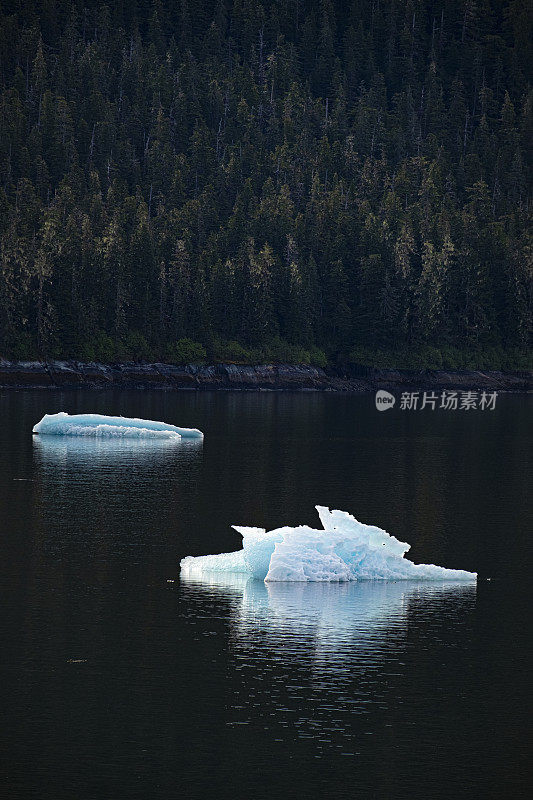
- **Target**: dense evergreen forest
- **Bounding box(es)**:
[0,0,531,368]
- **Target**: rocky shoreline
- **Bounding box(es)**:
[0,359,531,392]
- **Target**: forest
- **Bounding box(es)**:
[0,0,531,368]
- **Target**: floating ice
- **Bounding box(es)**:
[32,412,203,440]
[180,506,476,582]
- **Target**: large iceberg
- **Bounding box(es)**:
[180,506,476,582]
[33,412,203,440]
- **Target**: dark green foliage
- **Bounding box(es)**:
[0,0,531,368]
[165,338,207,364]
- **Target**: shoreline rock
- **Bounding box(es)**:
[0,359,530,392]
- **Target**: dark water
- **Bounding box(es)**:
[0,390,531,800]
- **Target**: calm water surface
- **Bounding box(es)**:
[0,390,531,799]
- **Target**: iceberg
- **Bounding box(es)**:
[32,412,203,439]
[180,506,476,582]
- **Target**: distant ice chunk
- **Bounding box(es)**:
[180,549,248,576]
[180,506,476,583]
[33,412,203,439]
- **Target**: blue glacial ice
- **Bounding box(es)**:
[33,412,203,440]
[180,506,476,582]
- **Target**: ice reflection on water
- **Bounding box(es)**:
[33,433,202,470]
[181,575,476,746]
[31,435,203,563]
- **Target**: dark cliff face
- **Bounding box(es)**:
[0,361,333,390]
[0,360,530,392]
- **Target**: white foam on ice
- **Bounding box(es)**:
[180,506,477,582]
[32,412,203,439]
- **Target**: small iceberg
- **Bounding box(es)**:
[180,506,476,582]
[32,412,203,440]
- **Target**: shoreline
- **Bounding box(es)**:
[0,359,531,393]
